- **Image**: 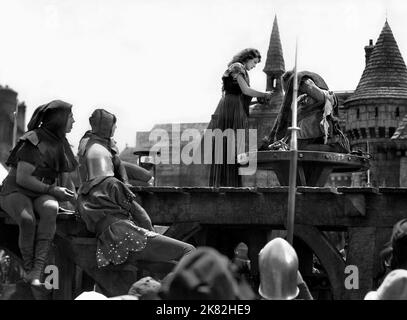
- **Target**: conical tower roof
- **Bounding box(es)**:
[346,21,407,103]
[263,15,285,73]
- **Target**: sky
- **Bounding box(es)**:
[1,0,407,152]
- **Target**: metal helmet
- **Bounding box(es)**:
[86,143,114,180]
[89,109,117,138]
[234,242,249,260]
[233,242,251,272]
[258,237,299,300]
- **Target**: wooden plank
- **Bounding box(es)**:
[297,187,340,194]
[163,222,201,242]
[343,227,376,300]
[378,187,407,193]
[54,235,138,297]
[139,189,407,227]
[295,225,346,300]
[337,187,380,194]
[53,237,75,300]
[257,187,289,192]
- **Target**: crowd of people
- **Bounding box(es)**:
[74,219,407,301]
[75,238,312,301]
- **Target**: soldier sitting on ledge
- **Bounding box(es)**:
[0,100,77,297]
[76,109,195,278]
[260,70,350,153]
[78,109,153,186]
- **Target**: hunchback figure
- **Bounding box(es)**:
[261,70,350,153]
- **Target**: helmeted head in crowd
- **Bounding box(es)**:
[365,269,407,300]
[159,247,254,300]
[234,242,249,260]
[258,237,299,300]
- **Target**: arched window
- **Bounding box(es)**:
[356,109,360,119]
[375,107,378,118]
[395,107,400,118]
[273,78,277,88]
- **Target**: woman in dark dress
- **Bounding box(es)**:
[0,100,77,291]
[209,48,272,187]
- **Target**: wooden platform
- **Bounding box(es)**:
[2,186,407,299]
[238,150,370,186]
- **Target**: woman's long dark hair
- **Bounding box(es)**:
[228,48,261,67]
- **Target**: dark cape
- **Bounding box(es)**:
[6,127,77,175]
[1,100,77,197]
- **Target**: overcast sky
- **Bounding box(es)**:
[1,0,407,151]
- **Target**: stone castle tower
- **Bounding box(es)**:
[343,21,407,187]
[263,16,285,94]
[0,86,26,166]
[244,15,286,187]
[250,15,285,144]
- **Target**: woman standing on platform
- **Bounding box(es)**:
[0,100,77,293]
[209,48,272,187]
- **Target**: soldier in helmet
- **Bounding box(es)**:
[78,109,152,185]
[76,109,195,277]
[258,237,313,300]
[233,242,251,273]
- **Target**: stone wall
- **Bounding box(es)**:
[0,87,25,166]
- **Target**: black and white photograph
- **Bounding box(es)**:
[0,0,407,310]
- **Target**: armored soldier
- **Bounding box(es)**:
[77,109,195,277]
[78,109,153,185]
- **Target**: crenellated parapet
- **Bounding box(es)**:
[344,98,407,141]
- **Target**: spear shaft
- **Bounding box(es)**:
[286,40,300,245]
[12,100,19,148]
